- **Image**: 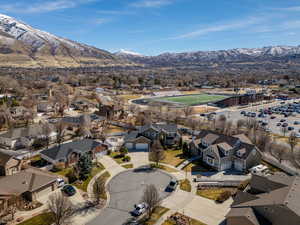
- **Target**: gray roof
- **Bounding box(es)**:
[228,174,300,224]
[139,123,178,134]
[0,168,57,195]
[41,139,101,161]
[62,114,105,125]
[0,124,55,139]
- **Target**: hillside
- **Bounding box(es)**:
[0,14,130,68]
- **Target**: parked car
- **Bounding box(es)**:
[294,121,300,125]
[167,179,178,191]
[280,119,286,123]
[270,116,276,119]
[57,178,65,188]
[282,123,288,127]
[277,123,281,126]
[288,127,294,131]
[132,203,148,216]
[61,185,76,196]
[240,111,246,115]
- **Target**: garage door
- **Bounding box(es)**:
[136,143,148,151]
[234,161,243,171]
[96,150,107,158]
[36,185,53,200]
[125,143,133,150]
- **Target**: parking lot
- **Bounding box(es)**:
[87,168,172,225]
[217,99,300,136]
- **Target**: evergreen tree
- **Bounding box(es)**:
[77,153,92,180]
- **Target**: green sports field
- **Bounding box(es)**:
[157,94,228,106]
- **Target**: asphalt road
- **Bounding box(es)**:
[87,167,172,225]
[217,100,300,135]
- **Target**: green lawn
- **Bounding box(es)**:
[158,94,228,106]
[74,163,105,192]
[18,213,54,225]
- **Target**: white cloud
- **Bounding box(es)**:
[131,0,174,8]
[171,17,262,39]
[0,0,98,13]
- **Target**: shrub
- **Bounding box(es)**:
[238,179,250,191]
[123,155,131,162]
[107,150,112,156]
[215,191,232,203]
[66,169,78,183]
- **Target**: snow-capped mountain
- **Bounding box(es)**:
[116,45,300,67]
[0,14,124,68]
[115,49,143,57]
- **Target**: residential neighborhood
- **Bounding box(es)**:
[1,1,300,224]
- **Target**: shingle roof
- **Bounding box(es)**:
[231,174,300,220]
[0,149,21,166]
[0,124,55,139]
[41,139,101,161]
[226,207,260,225]
[139,123,178,133]
[0,168,57,195]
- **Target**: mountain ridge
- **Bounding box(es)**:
[0,13,129,68]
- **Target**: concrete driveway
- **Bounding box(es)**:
[87,168,172,225]
[129,151,149,168]
[161,189,232,225]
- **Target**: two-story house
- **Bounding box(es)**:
[124,123,180,151]
[0,149,23,176]
[188,131,261,172]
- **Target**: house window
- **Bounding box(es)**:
[207,157,214,165]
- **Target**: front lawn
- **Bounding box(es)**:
[122,164,134,169]
[18,213,54,225]
[162,213,207,225]
[160,149,186,167]
[74,163,105,192]
[197,188,235,201]
[93,171,111,200]
[179,179,191,192]
[54,167,73,177]
[150,163,178,173]
[143,206,169,225]
[110,152,130,164]
[182,161,214,173]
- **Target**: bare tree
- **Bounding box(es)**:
[48,193,74,225]
[149,139,165,167]
[42,122,53,149]
[56,122,66,147]
[183,106,194,118]
[270,142,291,163]
[141,184,161,219]
[281,126,288,137]
[93,177,106,205]
[236,119,246,132]
[288,132,298,154]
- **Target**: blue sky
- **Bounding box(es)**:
[1,0,300,55]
